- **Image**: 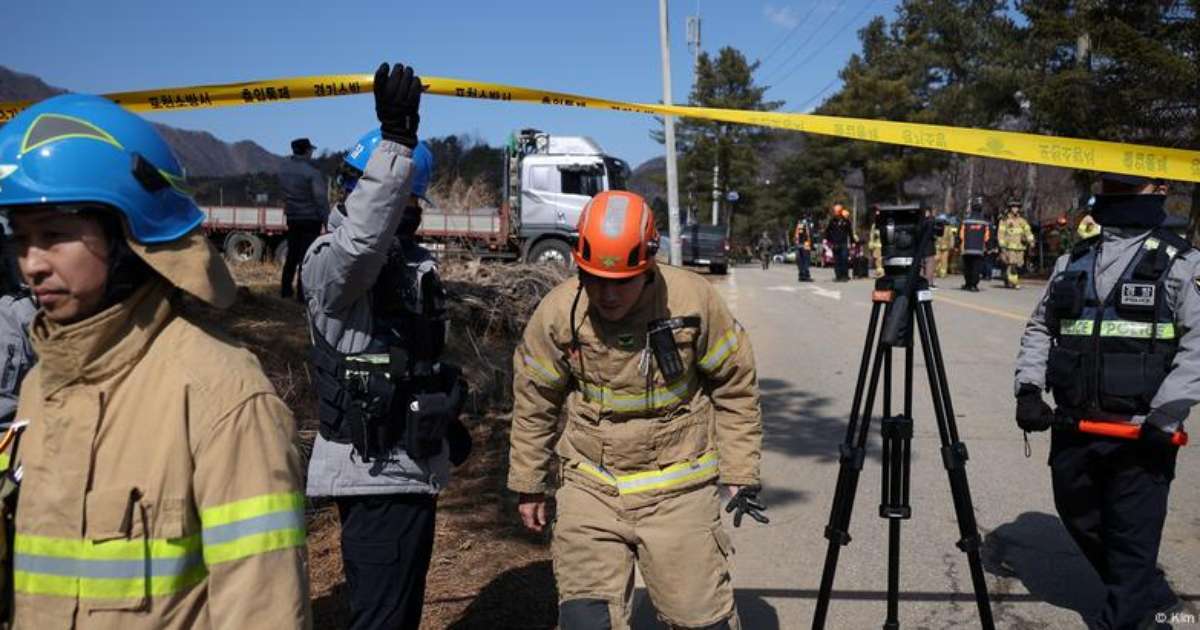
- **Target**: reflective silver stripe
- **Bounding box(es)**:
[14,552,203,579]
[700,329,739,372]
[581,377,695,412]
[346,353,389,365]
[202,510,305,546]
[523,354,563,387]
[615,456,719,493]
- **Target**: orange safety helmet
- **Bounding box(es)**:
[573,190,660,278]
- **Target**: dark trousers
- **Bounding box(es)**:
[796,249,811,280]
[1049,430,1179,629]
[336,494,438,630]
[833,246,849,280]
[281,219,322,298]
[962,254,982,288]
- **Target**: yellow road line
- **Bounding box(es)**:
[934,294,1029,322]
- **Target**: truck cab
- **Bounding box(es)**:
[508,130,630,264]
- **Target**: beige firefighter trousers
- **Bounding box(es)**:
[552,480,740,629]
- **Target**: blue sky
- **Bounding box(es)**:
[3,0,900,167]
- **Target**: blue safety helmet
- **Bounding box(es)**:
[0,94,202,244]
[338,128,433,198]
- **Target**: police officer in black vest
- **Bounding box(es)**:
[1014,173,1193,629]
[959,199,990,292]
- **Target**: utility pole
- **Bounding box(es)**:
[687,6,703,226]
[659,0,683,266]
[711,162,721,225]
[687,9,702,76]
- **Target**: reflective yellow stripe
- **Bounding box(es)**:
[15,533,199,560]
[1060,320,1094,336]
[1060,319,1176,339]
[0,451,8,472]
[200,491,303,528]
[575,452,720,495]
[580,376,696,413]
[523,353,564,388]
[200,492,305,565]
[700,329,739,373]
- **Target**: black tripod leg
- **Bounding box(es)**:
[914,300,996,630]
[813,301,889,630]
[880,337,914,630]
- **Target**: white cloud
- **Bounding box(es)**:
[764,4,801,29]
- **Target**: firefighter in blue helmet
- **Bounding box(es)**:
[302,62,471,630]
[1014,173,1194,628]
[0,93,309,628]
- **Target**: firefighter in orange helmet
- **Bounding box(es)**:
[508,191,766,629]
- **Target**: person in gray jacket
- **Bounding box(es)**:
[1014,173,1194,628]
[302,62,469,630]
[279,136,328,300]
[0,287,35,430]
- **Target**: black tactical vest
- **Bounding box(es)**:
[310,239,457,463]
[1045,229,1189,419]
[961,219,987,255]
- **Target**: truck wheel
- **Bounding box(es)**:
[273,240,288,266]
[527,239,573,267]
[709,263,728,275]
[224,232,264,264]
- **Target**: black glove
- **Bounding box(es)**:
[1139,422,1179,449]
[1015,383,1054,432]
[373,62,421,148]
[724,486,769,528]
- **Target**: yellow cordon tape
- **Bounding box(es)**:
[2,72,1199,183]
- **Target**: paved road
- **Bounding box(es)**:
[634,263,1199,629]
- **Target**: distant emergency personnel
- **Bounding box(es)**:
[1014,173,1190,629]
[998,201,1034,288]
[1053,215,1074,255]
[935,217,955,277]
[826,204,855,282]
[868,216,883,278]
[509,190,766,629]
[959,212,990,292]
[279,136,329,301]
[794,218,814,282]
[756,231,772,270]
[0,93,309,628]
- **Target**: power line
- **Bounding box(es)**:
[763,0,851,86]
[758,2,822,68]
[770,0,881,91]
[792,76,842,112]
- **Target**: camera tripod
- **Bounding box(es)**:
[811,271,995,629]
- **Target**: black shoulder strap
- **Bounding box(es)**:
[1069,236,1099,262]
[1152,228,1192,255]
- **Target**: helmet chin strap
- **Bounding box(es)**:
[101,236,153,308]
[94,212,153,309]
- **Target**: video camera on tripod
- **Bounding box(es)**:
[814,202,995,629]
[874,203,928,276]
